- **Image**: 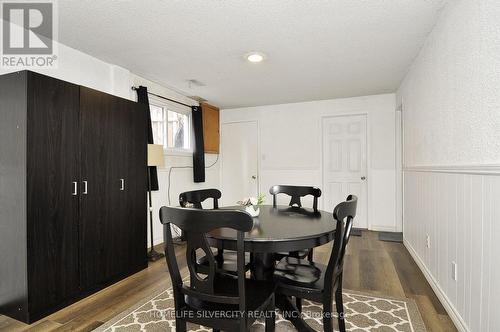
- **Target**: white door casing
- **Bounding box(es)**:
[220,121,259,206]
[322,114,368,228]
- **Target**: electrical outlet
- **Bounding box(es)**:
[452,262,457,281]
[426,234,430,249]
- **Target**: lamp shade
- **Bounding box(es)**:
[148,144,165,167]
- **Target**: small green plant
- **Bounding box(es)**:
[256,193,266,205]
[237,193,266,206]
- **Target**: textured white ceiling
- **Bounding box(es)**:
[58,0,447,108]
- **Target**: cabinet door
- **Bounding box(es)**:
[202,103,220,154]
[116,99,147,274]
[79,87,122,288]
[26,72,80,315]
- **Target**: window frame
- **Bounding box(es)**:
[148,95,193,156]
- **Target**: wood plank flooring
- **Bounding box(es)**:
[0,231,456,331]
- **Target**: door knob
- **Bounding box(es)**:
[251,175,257,180]
[82,180,88,194]
[120,178,125,191]
[361,176,366,180]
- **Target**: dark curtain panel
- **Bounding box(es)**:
[136,86,159,191]
[192,106,205,182]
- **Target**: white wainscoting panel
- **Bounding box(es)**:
[404,168,500,332]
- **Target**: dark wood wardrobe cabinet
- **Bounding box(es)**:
[0,71,148,323]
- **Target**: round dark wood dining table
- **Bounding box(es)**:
[206,204,336,280]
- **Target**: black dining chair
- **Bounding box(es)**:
[273,195,357,332]
[269,185,322,261]
[160,206,276,332]
[179,189,251,276]
[269,185,321,212]
[179,188,221,209]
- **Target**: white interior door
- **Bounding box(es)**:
[322,115,367,228]
[221,121,258,206]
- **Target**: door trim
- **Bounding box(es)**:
[396,103,404,233]
[220,120,260,205]
[321,113,369,229]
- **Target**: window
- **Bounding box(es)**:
[166,110,190,149]
[150,104,166,146]
[150,98,191,152]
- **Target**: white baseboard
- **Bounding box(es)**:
[403,238,469,332]
[370,225,397,232]
[152,236,164,247]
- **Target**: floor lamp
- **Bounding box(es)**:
[147,144,165,262]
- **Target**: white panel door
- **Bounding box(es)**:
[323,115,367,228]
[221,121,259,206]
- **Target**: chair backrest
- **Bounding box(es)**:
[179,188,221,209]
[160,206,253,312]
[269,185,322,211]
[325,195,357,292]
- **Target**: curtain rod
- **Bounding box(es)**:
[131,86,194,108]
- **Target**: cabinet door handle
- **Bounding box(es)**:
[83,181,88,195]
[72,181,78,195]
[120,178,125,191]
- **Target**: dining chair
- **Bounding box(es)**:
[269,185,322,261]
[179,189,251,276]
[273,195,357,332]
[269,185,321,212]
[179,188,221,209]
[160,206,276,332]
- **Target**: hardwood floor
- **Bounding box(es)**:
[0,231,456,331]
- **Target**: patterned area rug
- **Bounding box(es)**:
[93,287,426,332]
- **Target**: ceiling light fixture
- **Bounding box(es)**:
[246,52,265,63]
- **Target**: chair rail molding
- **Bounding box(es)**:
[404,164,500,175]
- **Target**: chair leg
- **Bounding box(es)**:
[216,249,224,268]
[175,318,187,332]
[335,285,346,332]
[239,318,247,332]
[296,297,302,312]
[307,248,313,261]
[265,295,276,332]
[322,298,333,332]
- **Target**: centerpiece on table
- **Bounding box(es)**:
[237,193,265,217]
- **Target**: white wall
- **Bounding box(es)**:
[147,154,220,245]
[221,94,399,232]
[1,40,220,247]
[397,0,500,331]
[0,42,132,100]
[398,0,500,167]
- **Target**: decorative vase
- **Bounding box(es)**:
[245,205,260,217]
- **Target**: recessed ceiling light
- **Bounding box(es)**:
[246,52,265,63]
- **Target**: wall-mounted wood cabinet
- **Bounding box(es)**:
[0,71,147,323]
[202,102,220,154]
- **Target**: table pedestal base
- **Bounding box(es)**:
[250,252,276,280]
[250,252,315,331]
[276,295,315,332]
